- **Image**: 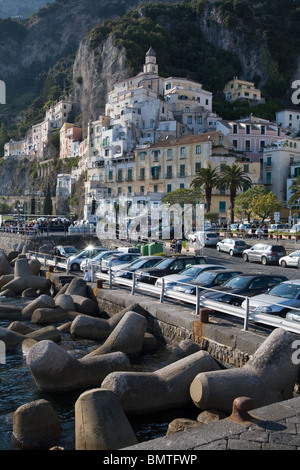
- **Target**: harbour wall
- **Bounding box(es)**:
[95,287,266,368]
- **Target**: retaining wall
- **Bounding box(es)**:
[95,287,266,368]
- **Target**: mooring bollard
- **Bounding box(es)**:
[199,308,210,323]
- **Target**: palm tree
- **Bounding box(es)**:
[288,175,300,207]
[218,163,252,224]
[190,164,220,212]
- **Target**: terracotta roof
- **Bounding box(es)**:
[149,132,222,149]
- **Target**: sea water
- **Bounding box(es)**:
[0,298,196,450]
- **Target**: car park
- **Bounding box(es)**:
[242,279,300,317]
[216,238,247,256]
[80,250,118,271]
[201,274,288,306]
[172,269,242,295]
[136,255,207,284]
[279,250,300,268]
[68,246,108,271]
[155,264,228,290]
[101,253,141,272]
[113,256,164,279]
[242,244,286,265]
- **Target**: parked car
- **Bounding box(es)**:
[137,255,207,284]
[54,245,78,258]
[242,243,286,265]
[242,279,300,317]
[101,252,141,273]
[269,224,289,232]
[289,224,300,233]
[155,264,228,290]
[188,231,219,247]
[216,238,248,256]
[113,256,164,279]
[279,250,300,268]
[201,274,288,306]
[172,269,242,295]
[80,250,118,271]
[68,246,108,271]
[116,246,141,254]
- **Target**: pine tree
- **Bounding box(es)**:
[43,184,53,215]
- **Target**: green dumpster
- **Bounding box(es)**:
[141,244,149,256]
[148,241,164,255]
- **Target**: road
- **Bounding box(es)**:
[199,246,300,280]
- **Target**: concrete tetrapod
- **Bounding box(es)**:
[70,303,148,341]
[27,339,132,392]
[0,258,51,295]
[75,389,138,450]
[13,399,61,450]
[101,350,221,414]
[190,328,300,414]
[86,311,148,356]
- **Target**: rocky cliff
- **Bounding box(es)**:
[0,0,54,18]
[72,34,131,135]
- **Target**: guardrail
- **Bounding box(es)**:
[28,251,70,273]
[93,267,300,335]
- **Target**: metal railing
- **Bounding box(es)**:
[93,266,300,335]
[28,251,70,273]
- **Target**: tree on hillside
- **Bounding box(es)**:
[234,185,268,222]
[218,163,252,224]
[43,183,53,215]
[249,191,282,224]
[190,164,220,213]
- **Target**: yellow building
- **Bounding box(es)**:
[224,77,263,103]
[101,131,260,222]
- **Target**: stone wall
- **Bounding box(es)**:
[95,287,266,368]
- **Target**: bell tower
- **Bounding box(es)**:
[143,47,158,75]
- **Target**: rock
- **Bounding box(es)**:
[8,321,36,335]
[0,252,13,275]
[70,294,96,315]
[13,399,61,449]
[87,311,148,356]
[101,350,221,414]
[31,307,69,324]
[75,389,138,450]
[54,294,74,311]
[190,328,300,413]
[166,418,200,435]
[197,409,227,424]
[1,258,51,295]
[0,326,24,351]
[25,326,61,343]
[70,314,111,340]
[22,294,55,319]
[27,340,131,392]
[65,278,87,297]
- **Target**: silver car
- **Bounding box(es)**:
[155,264,228,290]
[242,279,300,317]
[216,238,247,256]
[279,250,300,268]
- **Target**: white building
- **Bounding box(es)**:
[263,137,300,203]
[276,109,300,135]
